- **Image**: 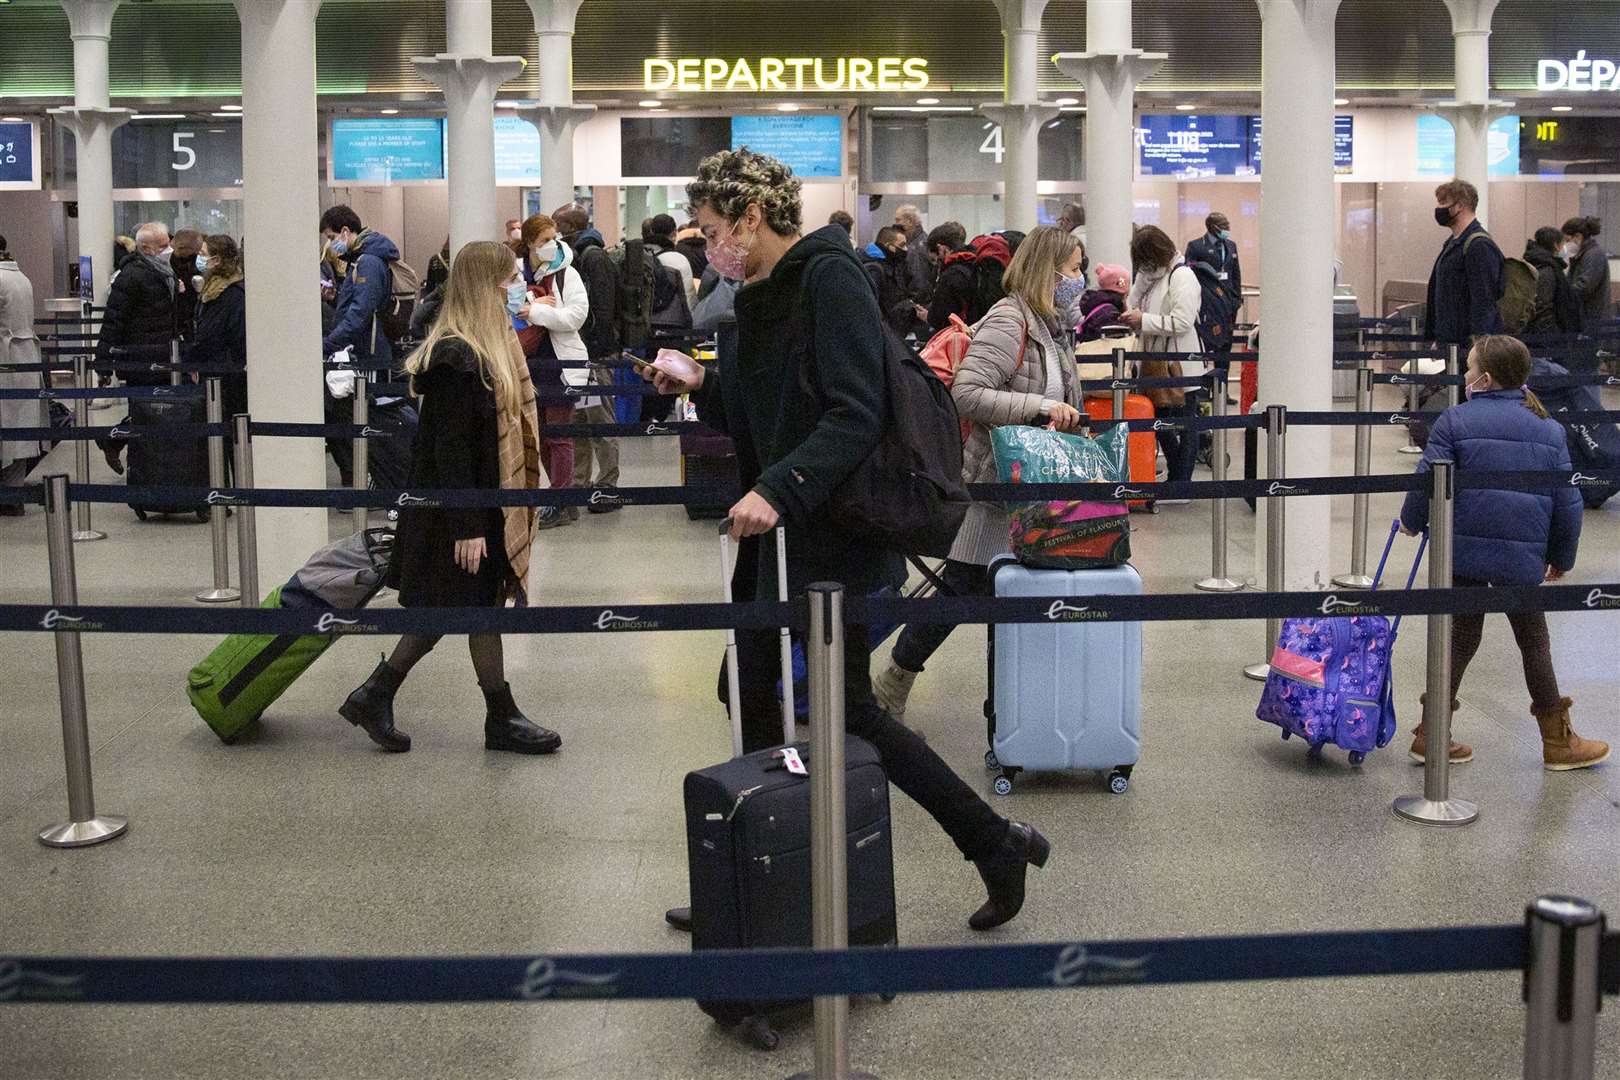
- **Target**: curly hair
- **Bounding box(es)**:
[686,148,803,236]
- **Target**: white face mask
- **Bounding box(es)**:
[1562,241,1580,259]
[509,228,522,242]
[534,240,559,266]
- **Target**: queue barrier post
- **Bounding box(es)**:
[1243,405,1287,681]
[69,351,106,542]
[1522,895,1604,1080]
[194,378,239,604]
[168,338,182,387]
[38,474,128,849]
[1333,366,1376,589]
[232,414,260,607]
[1397,318,1424,456]
[1111,347,1127,420]
[789,583,879,1080]
[1196,368,1243,592]
[1446,342,1462,409]
[351,381,369,537]
[1394,460,1479,827]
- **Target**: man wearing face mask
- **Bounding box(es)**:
[1184,211,1241,337]
[861,225,929,339]
[1424,178,1504,348]
[320,204,402,370]
[95,221,180,473]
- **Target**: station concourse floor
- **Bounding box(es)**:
[1,394,1617,1080]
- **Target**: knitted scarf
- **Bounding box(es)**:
[497,332,542,603]
[201,270,242,304]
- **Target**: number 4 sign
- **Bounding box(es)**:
[978,123,1005,164]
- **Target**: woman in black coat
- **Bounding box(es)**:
[339,239,558,758]
[191,234,248,428]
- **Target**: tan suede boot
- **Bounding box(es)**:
[1409,693,1473,764]
[1532,698,1611,771]
[872,660,918,723]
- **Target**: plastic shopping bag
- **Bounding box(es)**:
[990,423,1132,569]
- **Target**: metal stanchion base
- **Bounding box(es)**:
[71,530,107,543]
[1331,573,1375,589]
[1392,796,1479,827]
[195,586,242,604]
[39,814,128,848]
[1196,576,1245,593]
[1397,445,1423,456]
[1242,662,1271,682]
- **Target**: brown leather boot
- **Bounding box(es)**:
[1410,693,1473,764]
[1532,698,1611,771]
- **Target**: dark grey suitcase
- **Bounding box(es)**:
[125,395,210,520]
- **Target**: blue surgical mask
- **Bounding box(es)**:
[1218,230,1231,240]
[195,254,210,274]
[328,236,350,258]
[1054,272,1086,309]
[505,280,529,317]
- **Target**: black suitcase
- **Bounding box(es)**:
[684,736,898,1048]
[125,396,210,521]
[364,397,419,491]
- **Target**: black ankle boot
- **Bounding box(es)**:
[968,821,1051,932]
[483,683,561,754]
[340,656,411,752]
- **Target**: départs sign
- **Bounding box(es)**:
[644,56,928,94]
[1537,51,1620,93]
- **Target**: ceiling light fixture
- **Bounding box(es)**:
[916,97,940,105]
[776,103,800,112]
[130,113,185,120]
[209,112,240,118]
[219,104,242,112]
[1175,103,1196,111]
[1550,104,1574,112]
[1333,97,1349,106]
[1055,97,1080,106]
[379,108,400,115]
[638,99,661,108]
[0,116,25,122]
[495,99,523,108]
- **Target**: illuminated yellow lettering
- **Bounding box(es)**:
[787,58,813,92]
[761,57,787,92]
[704,58,729,91]
[877,57,902,90]
[903,57,929,90]
[726,58,760,92]
[644,59,675,91]
[676,58,701,92]
[814,57,846,91]
[849,58,875,92]
[1537,120,1559,141]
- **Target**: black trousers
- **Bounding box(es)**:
[725,620,1007,862]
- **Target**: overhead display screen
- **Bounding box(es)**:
[112,120,243,189]
[1249,115,1354,173]
[0,120,41,190]
[730,114,842,178]
[494,115,541,186]
[329,118,445,183]
[1416,113,1520,176]
[1138,115,1252,178]
[1520,115,1620,175]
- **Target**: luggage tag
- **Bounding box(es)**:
[770,747,808,776]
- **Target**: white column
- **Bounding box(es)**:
[1438,0,1510,225]
[414,1,526,253]
[1255,0,1341,591]
[522,0,595,214]
[48,1,130,307]
[1054,2,1165,270]
[984,0,1057,232]
[232,0,328,586]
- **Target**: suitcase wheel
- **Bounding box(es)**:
[1108,769,1130,796]
[1306,742,1326,762]
[739,1014,778,1052]
[993,773,1014,797]
[134,508,148,522]
[880,991,897,1004]
[984,749,1000,772]
[195,509,208,524]
[1348,751,1366,767]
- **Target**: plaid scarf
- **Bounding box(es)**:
[497,332,541,603]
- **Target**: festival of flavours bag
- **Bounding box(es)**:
[990,423,1131,569]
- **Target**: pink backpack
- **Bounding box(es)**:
[918,312,1026,443]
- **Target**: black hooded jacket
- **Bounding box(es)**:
[1522,243,1582,335]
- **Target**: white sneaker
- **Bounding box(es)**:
[872,661,919,723]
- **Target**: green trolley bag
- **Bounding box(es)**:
[187,529,392,743]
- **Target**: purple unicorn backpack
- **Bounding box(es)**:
[1255,522,1426,765]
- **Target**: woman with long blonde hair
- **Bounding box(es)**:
[339,240,558,756]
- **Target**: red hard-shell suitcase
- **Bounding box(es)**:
[1083,394,1156,510]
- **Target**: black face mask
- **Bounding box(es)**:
[887,246,907,262]
[1435,205,1456,228]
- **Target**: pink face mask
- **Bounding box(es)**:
[707,221,753,282]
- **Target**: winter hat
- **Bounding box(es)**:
[1094,264,1129,294]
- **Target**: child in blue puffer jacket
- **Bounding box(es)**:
[1400,335,1608,772]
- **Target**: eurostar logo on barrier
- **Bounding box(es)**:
[314,613,378,634]
[644,423,675,436]
[1044,601,1105,622]
[1112,486,1150,500]
[514,957,621,1001]
[205,490,245,506]
[1585,589,1620,610]
[0,960,85,1003]
[593,609,661,632]
[1267,482,1305,496]
[1388,414,1412,424]
[39,609,94,631]
[1606,376,1620,387]
[108,426,134,439]
[1110,380,1131,390]
[588,489,626,507]
[1570,473,1604,487]
[359,426,390,438]
[1151,420,1179,431]
[1047,944,1153,987]
[395,493,434,508]
[152,388,173,396]
[1318,595,1381,617]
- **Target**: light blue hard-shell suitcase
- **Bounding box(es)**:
[988,558,1143,795]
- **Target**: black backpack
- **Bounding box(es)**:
[611,238,655,349]
[801,256,969,558]
[1183,260,1239,352]
[968,256,1007,324]
[650,263,692,330]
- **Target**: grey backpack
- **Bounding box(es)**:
[280,528,394,610]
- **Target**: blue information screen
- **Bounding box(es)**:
[731,115,843,178]
[0,121,39,188]
[1416,114,1520,176]
[1246,115,1354,173]
[494,115,541,186]
[1138,115,1253,178]
[330,118,445,183]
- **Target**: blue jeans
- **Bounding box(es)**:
[1154,388,1205,483]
